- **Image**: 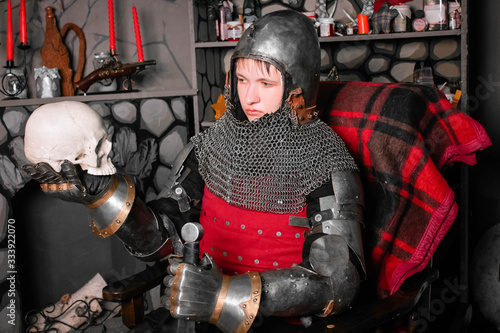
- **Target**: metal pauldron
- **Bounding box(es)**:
[213,272,261,333]
[87,174,174,261]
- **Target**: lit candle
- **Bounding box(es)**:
[20,0,27,45]
[6,0,14,62]
[132,6,144,62]
[108,0,116,52]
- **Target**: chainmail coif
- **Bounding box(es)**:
[191,104,358,214]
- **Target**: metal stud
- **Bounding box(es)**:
[276,231,281,237]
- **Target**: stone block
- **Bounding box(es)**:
[372,41,396,55]
[396,41,429,60]
[2,107,29,137]
[159,125,188,166]
[433,60,461,80]
[140,99,174,137]
[430,38,461,60]
[320,48,333,71]
[334,43,371,70]
[390,61,417,82]
[365,55,391,74]
[111,101,137,124]
[371,74,395,83]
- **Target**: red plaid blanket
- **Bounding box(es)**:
[317,81,491,298]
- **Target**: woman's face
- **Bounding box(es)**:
[236,58,283,122]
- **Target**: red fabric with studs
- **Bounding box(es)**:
[199,186,307,275]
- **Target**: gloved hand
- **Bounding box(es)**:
[23,160,112,205]
[162,254,224,323]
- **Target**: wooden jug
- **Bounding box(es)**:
[41,7,86,96]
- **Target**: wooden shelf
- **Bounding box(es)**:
[0,89,198,108]
[194,29,461,48]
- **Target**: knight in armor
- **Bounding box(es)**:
[23,10,365,333]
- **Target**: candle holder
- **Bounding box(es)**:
[0,44,31,99]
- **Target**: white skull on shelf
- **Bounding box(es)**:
[24,101,116,176]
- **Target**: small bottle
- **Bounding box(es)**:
[219,1,232,41]
[347,22,354,35]
[412,10,428,32]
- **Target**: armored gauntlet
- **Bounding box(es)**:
[23,160,177,261]
[163,254,262,333]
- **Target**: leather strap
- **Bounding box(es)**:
[287,87,318,125]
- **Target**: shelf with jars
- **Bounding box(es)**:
[190,0,468,130]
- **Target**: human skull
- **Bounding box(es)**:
[24,101,116,176]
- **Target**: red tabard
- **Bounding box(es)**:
[199,186,308,275]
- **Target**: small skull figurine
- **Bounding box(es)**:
[24,101,116,176]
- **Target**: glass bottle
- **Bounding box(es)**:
[424,0,448,31]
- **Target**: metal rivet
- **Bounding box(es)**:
[241,224,245,229]
[314,214,322,222]
[258,229,263,234]
[245,321,249,325]
[223,252,227,257]
[254,291,258,294]
[276,231,281,237]
[226,221,230,226]
[295,233,301,238]
[273,262,278,267]
[238,256,242,261]
[213,217,216,221]
[253,299,258,302]
[116,220,121,224]
[175,187,183,195]
[249,315,253,319]
[211,247,214,252]
[126,202,130,206]
[254,259,259,264]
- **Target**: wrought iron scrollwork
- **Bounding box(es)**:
[24,297,120,333]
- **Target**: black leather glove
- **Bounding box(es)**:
[23,160,112,205]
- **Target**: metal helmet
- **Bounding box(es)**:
[230,10,321,112]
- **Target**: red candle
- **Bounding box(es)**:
[20,0,27,45]
[108,0,116,51]
[132,6,144,62]
[357,14,369,35]
[6,0,14,61]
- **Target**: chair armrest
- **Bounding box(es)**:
[303,268,439,333]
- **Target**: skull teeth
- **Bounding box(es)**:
[87,164,117,176]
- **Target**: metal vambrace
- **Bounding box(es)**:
[210,271,262,333]
[87,174,176,261]
[259,170,365,318]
